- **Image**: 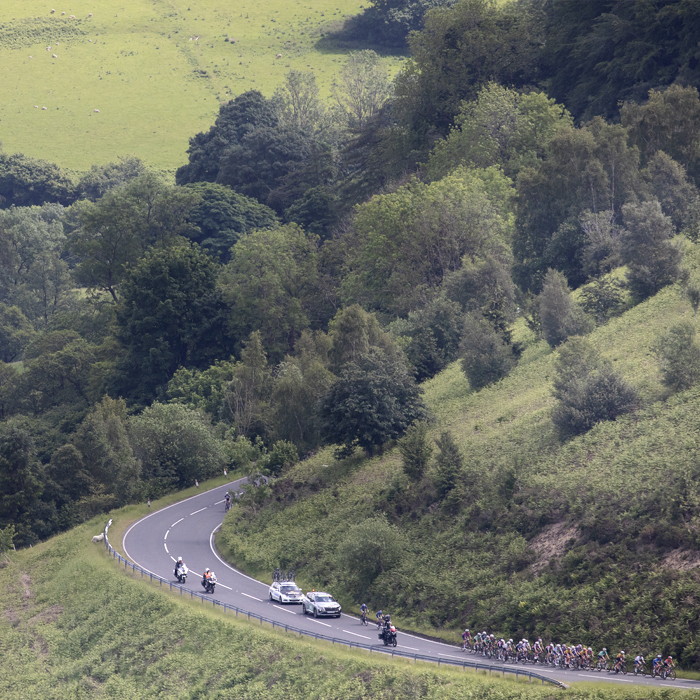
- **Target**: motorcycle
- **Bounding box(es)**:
[378,625,398,647]
[174,563,188,584]
[202,573,217,594]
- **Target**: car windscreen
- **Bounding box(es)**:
[280,586,300,593]
[316,595,334,602]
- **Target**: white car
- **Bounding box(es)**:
[269,581,303,604]
[302,591,342,618]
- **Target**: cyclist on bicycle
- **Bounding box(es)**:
[375,610,383,628]
[224,492,231,508]
[634,653,645,673]
[652,654,663,675]
[598,647,609,668]
[615,651,626,672]
[462,628,471,650]
[664,656,674,674]
[360,603,368,621]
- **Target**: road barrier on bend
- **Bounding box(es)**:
[103,520,566,689]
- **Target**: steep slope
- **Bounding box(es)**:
[218,244,700,667]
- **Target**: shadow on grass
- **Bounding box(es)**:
[312,16,409,57]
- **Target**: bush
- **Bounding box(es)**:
[397,422,432,480]
[263,440,299,477]
[458,313,516,389]
[538,269,594,347]
[433,431,464,499]
[336,516,407,598]
[620,200,683,302]
[653,321,700,392]
[551,338,638,438]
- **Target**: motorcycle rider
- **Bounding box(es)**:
[202,567,211,586]
[175,556,186,579]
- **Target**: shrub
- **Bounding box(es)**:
[538,269,594,347]
[551,338,638,438]
[397,422,432,480]
[459,313,516,389]
[653,321,700,392]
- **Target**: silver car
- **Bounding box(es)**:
[302,591,342,618]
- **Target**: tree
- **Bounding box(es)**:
[426,84,573,181]
[336,516,406,598]
[221,224,320,360]
[545,3,700,122]
[578,277,626,325]
[129,402,224,495]
[318,349,427,457]
[270,331,334,451]
[0,419,42,546]
[458,312,516,388]
[619,200,683,302]
[74,396,140,503]
[273,70,329,135]
[397,422,432,480]
[551,337,638,439]
[0,203,73,326]
[433,431,463,499]
[222,332,273,440]
[182,182,278,261]
[538,269,594,348]
[621,86,700,185]
[0,153,75,209]
[261,440,298,477]
[69,173,200,302]
[332,51,393,131]
[111,244,226,405]
[394,0,546,142]
[343,169,513,316]
[76,156,147,201]
[653,322,700,393]
[0,304,34,362]
[176,91,279,186]
[327,305,402,374]
[514,119,643,290]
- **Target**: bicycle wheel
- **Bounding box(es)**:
[665,669,676,680]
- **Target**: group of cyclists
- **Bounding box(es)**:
[460,630,676,678]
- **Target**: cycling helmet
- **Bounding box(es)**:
[588,647,592,652]
[603,648,607,652]
[620,651,625,654]
[177,556,182,562]
[465,628,469,632]
[205,568,210,573]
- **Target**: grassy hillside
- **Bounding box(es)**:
[218,243,700,667]
[0,0,400,171]
[0,505,671,699]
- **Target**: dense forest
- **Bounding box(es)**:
[2,0,700,657]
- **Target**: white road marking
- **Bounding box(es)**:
[241,592,262,602]
[164,530,169,540]
[309,619,331,627]
[215,499,225,504]
[217,582,232,590]
[171,518,184,527]
[164,543,169,554]
[273,605,297,614]
[398,645,420,651]
[343,630,371,639]
[578,674,632,682]
[190,507,207,515]
[170,556,176,562]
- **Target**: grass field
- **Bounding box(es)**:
[0,0,400,171]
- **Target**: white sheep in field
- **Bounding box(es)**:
[52,54,58,58]
[51,9,55,13]
[88,13,93,17]
[61,11,66,15]
[34,105,39,108]
[91,533,104,543]
[94,109,100,113]
[42,106,47,110]
[88,39,92,42]
[276,53,282,58]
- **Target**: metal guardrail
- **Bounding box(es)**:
[103,520,565,688]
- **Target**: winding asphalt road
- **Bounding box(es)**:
[123,480,700,690]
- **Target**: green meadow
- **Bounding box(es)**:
[0,0,399,171]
